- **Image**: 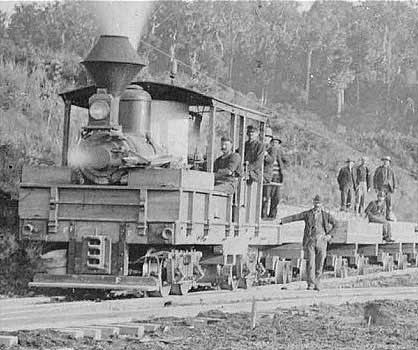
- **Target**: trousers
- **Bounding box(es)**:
[340,186,354,210]
[262,184,281,218]
[355,181,368,214]
[378,186,393,218]
[368,215,392,240]
[305,236,327,287]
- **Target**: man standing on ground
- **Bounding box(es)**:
[244,125,264,184]
[355,156,372,215]
[337,158,357,211]
[365,191,394,242]
[279,195,337,291]
[262,136,284,219]
[373,156,396,220]
[213,137,242,194]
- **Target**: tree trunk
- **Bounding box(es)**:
[304,48,313,105]
[337,89,343,118]
[356,74,360,106]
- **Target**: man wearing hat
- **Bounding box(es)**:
[244,125,264,183]
[365,191,394,242]
[262,135,285,219]
[373,156,396,220]
[213,136,242,194]
[279,195,337,291]
[354,156,372,215]
[337,158,357,211]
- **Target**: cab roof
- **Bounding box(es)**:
[59,81,268,122]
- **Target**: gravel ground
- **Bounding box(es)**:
[2,299,418,350]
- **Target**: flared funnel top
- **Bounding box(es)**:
[82,35,146,96]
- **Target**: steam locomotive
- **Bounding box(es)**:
[19,35,418,296]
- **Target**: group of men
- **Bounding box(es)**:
[278,156,398,291]
[213,125,285,220]
[337,156,396,217]
[337,155,397,241]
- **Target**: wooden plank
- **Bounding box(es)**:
[206,106,216,173]
[358,244,379,257]
[21,166,72,184]
[255,121,265,226]
[19,188,50,218]
[389,222,417,242]
[332,220,382,244]
[278,222,304,244]
[128,168,214,191]
[327,243,358,257]
[0,336,18,346]
[268,243,303,260]
[61,101,71,166]
[59,204,140,221]
[145,190,180,221]
[59,187,140,205]
[378,242,402,256]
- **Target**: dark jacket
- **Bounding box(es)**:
[214,152,242,184]
[337,166,357,191]
[373,165,396,192]
[281,208,337,248]
[365,200,386,220]
[355,164,372,189]
[264,145,284,184]
[244,140,264,182]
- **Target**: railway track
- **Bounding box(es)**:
[2,268,418,332]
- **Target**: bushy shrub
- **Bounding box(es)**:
[0,225,42,296]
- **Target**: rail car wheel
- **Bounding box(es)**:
[170,281,192,295]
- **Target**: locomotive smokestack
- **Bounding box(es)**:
[82,35,145,97]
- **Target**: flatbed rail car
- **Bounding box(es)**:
[19,35,418,295]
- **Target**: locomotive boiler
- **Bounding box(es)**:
[70,35,173,185]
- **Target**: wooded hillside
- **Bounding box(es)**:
[0,1,417,220]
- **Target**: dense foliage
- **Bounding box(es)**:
[0,0,416,218]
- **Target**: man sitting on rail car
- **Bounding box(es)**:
[365,191,394,243]
[244,125,264,184]
[213,136,242,194]
[278,195,337,291]
[262,135,285,219]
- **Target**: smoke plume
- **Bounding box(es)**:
[85,1,155,48]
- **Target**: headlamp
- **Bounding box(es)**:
[89,100,110,120]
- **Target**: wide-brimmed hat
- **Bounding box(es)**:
[220,136,232,143]
[313,194,322,203]
[381,156,391,162]
[247,125,258,132]
[272,136,282,144]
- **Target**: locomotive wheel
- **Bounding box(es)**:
[170,281,192,296]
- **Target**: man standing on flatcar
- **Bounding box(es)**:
[244,125,264,184]
[262,136,284,219]
[337,158,357,211]
[373,156,396,221]
[213,136,242,194]
[278,195,337,291]
[355,156,372,215]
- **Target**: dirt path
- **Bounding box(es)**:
[2,268,418,331]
